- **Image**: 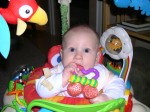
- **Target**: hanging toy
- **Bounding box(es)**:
[113,0,150,16]
[58,0,71,35]
[0,15,10,59]
[67,67,100,99]
[0,0,48,59]
[0,0,48,35]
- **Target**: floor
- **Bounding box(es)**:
[0,32,47,108]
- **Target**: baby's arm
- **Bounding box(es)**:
[35,63,77,98]
[62,63,77,87]
[90,94,112,103]
[90,75,125,103]
[35,73,63,98]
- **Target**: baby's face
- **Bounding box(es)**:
[61,31,99,71]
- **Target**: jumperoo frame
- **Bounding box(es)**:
[25,0,133,111]
[25,26,133,112]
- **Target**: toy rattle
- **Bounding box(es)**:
[67,67,100,99]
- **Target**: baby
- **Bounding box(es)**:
[35,25,125,103]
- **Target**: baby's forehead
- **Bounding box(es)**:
[65,28,97,40]
[62,26,100,46]
[65,34,96,47]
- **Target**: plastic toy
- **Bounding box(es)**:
[48,45,62,67]
[81,67,100,79]
[106,62,121,76]
[0,15,10,59]
[100,26,133,83]
[69,75,98,87]
[114,0,150,16]
[0,0,48,59]
[2,65,34,112]
[0,0,48,35]
[67,67,99,98]
[58,0,71,35]
[27,98,125,112]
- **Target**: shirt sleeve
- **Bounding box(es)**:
[35,73,65,98]
[102,75,125,99]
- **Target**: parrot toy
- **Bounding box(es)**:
[0,0,48,59]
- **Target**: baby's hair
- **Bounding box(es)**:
[62,24,100,49]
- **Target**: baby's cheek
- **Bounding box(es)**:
[63,58,73,67]
[84,64,95,70]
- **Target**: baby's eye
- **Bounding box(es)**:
[84,48,90,53]
[69,47,75,52]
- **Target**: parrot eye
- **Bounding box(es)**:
[51,53,61,67]
[19,5,33,18]
[26,9,30,14]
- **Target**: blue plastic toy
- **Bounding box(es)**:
[114,0,150,16]
[0,15,10,59]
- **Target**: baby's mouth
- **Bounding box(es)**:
[76,64,84,71]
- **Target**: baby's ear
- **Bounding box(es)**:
[95,51,100,65]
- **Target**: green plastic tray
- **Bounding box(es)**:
[27,98,125,112]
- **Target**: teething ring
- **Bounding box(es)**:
[67,67,100,98]
[81,68,100,79]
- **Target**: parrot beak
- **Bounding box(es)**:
[28,6,48,25]
[16,18,27,36]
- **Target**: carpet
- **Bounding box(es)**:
[129,47,150,108]
[0,37,46,108]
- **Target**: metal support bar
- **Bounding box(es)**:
[48,0,56,35]
[89,0,103,36]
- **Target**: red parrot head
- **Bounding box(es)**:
[48,45,62,67]
[0,0,48,35]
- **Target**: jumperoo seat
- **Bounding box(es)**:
[2,26,150,112]
[26,26,132,112]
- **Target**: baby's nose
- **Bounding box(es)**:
[74,52,83,60]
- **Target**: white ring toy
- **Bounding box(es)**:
[100,26,133,60]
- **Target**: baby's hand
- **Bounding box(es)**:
[62,63,77,87]
[90,94,112,104]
